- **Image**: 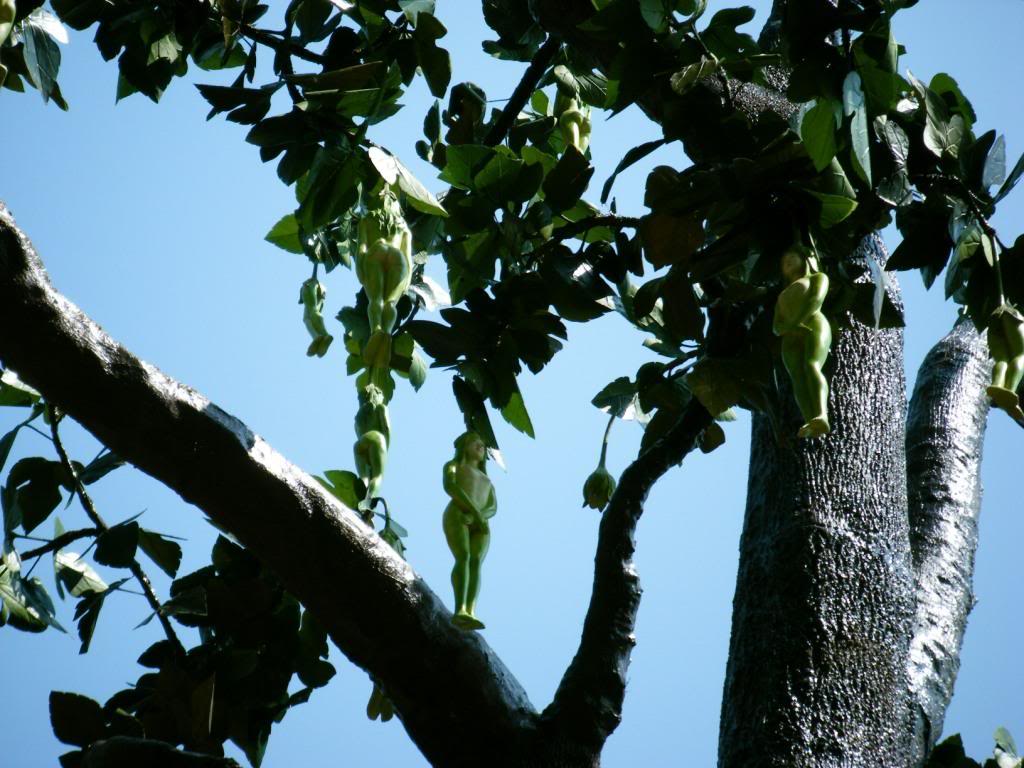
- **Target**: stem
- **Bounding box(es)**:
[47,406,185,657]
[238,23,326,65]
[598,412,615,467]
[483,35,562,147]
[20,527,100,560]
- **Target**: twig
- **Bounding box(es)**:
[483,36,562,147]
[237,23,326,65]
[527,215,642,268]
[47,406,185,657]
[20,527,99,560]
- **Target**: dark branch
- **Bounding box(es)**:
[541,400,712,750]
[483,35,562,147]
[47,405,185,657]
[82,736,240,768]
[238,23,326,65]
[19,527,99,561]
[0,203,535,767]
[526,215,641,268]
[905,320,991,765]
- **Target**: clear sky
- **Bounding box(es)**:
[3,1,1022,766]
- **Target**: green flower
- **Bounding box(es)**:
[582,465,616,511]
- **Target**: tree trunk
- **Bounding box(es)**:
[720,235,915,767]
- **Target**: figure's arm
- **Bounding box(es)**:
[481,484,497,520]
[443,463,483,520]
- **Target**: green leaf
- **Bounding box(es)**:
[640,0,673,31]
[297,147,362,230]
[807,191,858,227]
[800,100,837,172]
[94,521,139,569]
[994,727,1018,757]
[500,390,534,438]
[0,425,20,477]
[669,56,718,96]
[983,135,1007,190]
[412,12,451,98]
[54,551,108,597]
[592,377,638,418]
[137,529,183,578]
[995,147,1024,204]
[640,212,703,268]
[601,138,667,204]
[394,156,448,217]
[452,377,499,451]
[49,692,106,747]
[7,457,63,534]
[873,115,909,168]
[23,21,61,103]
[78,451,124,485]
[542,145,593,214]
[316,470,364,509]
[399,0,435,25]
[843,71,871,186]
[0,369,41,406]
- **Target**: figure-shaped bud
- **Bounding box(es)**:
[0,0,15,48]
[582,464,616,511]
[986,305,1024,423]
[554,90,592,154]
[355,384,390,442]
[774,245,832,439]
[299,278,334,358]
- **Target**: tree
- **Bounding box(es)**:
[1,1,1022,766]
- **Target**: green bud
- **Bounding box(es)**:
[582,465,616,511]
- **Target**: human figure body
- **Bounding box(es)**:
[774,248,832,439]
[987,305,1024,422]
[356,188,413,337]
[442,432,496,630]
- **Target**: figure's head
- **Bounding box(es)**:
[453,431,487,472]
[780,246,813,282]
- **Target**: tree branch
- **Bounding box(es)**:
[483,35,562,147]
[47,405,186,657]
[0,203,536,766]
[82,736,241,768]
[19,527,99,561]
[905,320,991,766]
[541,400,712,751]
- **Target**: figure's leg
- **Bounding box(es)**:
[443,507,471,620]
[782,334,812,431]
[359,247,388,333]
[378,244,411,335]
[466,527,491,620]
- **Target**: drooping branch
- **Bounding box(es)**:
[0,203,536,767]
[82,736,241,768]
[541,400,712,752]
[905,321,991,766]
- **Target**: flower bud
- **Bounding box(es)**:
[582,465,616,511]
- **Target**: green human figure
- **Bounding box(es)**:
[442,432,496,631]
[356,187,413,338]
[773,247,832,439]
[353,385,389,522]
[299,278,333,358]
[554,91,591,154]
[986,305,1024,422]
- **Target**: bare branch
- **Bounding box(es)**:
[905,320,991,765]
[19,527,99,561]
[483,36,562,147]
[0,203,536,765]
[542,400,712,750]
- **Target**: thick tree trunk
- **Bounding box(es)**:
[720,235,915,767]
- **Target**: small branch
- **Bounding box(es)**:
[483,35,562,147]
[527,215,641,268]
[597,412,615,467]
[82,736,241,768]
[237,23,326,65]
[20,527,99,560]
[47,405,185,657]
[540,399,712,750]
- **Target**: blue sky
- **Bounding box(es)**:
[3,1,1023,766]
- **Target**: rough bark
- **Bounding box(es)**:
[0,202,717,767]
[905,322,991,765]
[0,203,534,767]
[720,235,915,767]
